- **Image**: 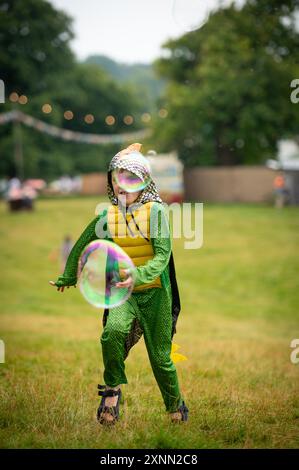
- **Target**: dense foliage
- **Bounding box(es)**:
[154,0,299,166]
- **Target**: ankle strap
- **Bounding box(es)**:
[97,384,121,397]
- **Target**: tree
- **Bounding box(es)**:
[0,0,143,179]
[0,0,74,96]
[154,0,299,166]
[86,55,166,112]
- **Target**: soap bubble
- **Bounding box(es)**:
[114,153,151,193]
[77,240,135,309]
[115,168,151,193]
[172,0,212,32]
[147,150,157,156]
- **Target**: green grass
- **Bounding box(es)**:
[0,197,299,448]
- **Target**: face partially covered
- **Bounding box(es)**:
[111,169,142,206]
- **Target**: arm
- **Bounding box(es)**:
[54,211,106,287]
[133,203,171,287]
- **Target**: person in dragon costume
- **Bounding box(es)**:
[50,143,189,425]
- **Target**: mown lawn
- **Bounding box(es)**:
[0,197,298,448]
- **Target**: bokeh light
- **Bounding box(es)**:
[105,115,115,125]
[18,95,28,105]
[9,92,19,102]
[42,104,52,114]
[84,114,95,124]
[158,108,168,118]
[64,110,74,120]
[141,112,151,123]
[123,115,134,125]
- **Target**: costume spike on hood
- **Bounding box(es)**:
[118,142,142,154]
[107,143,162,206]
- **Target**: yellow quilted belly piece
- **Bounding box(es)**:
[107,202,161,290]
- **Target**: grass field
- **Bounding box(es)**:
[0,197,298,449]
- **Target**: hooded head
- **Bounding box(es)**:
[107,143,162,206]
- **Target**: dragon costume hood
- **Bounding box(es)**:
[107,143,162,206]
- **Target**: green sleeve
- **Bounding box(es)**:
[133,203,172,287]
[55,210,107,287]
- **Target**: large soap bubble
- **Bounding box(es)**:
[77,240,135,309]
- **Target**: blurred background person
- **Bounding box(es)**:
[273,173,288,208]
[60,235,74,273]
[22,181,37,211]
[6,176,23,212]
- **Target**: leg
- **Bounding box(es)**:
[136,288,184,414]
[98,297,138,424]
[100,296,138,387]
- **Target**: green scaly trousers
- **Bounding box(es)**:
[100,286,183,413]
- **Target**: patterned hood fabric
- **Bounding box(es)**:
[107,143,162,205]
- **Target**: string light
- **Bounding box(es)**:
[18,95,28,105]
[141,112,151,123]
[9,92,19,102]
[64,110,74,120]
[158,108,168,118]
[123,115,134,125]
[8,89,165,124]
[42,104,52,114]
[105,115,115,125]
[84,114,94,124]
[0,110,151,144]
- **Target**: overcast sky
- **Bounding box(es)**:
[50,0,244,64]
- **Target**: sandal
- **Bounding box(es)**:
[170,401,189,423]
[97,384,122,425]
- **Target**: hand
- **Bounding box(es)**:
[115,276,133,289]
[119,268,129,280]
[49,280,76,292]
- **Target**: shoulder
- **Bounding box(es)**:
[93,206,109,235]
[95,203,112,220]
[150,202,170,237]
[150,201,169,219]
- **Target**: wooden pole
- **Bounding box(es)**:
[13,111,24,180]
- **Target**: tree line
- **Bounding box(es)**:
[1,0,299,179]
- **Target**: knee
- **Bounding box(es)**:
[101,324,127,346]
[150,351,173,370]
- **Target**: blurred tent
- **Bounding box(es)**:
[2,176,38,211]
[147,152,184,203]
[45,176,82,195]
[25,179,46,191]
